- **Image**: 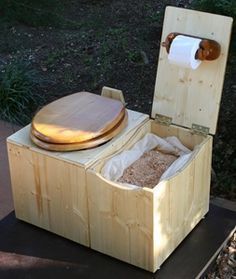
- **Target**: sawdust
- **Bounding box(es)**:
[117,148,178,188]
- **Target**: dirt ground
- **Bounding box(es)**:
[204,232,236,279]
[0,0,235,200]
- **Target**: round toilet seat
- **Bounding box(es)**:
[30,111,128,151]
[32,92,125,144]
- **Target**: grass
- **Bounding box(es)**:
[0,61,45,125]
[45,50,66,66]
[63,68,77,87]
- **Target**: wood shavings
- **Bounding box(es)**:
[117,148,178,188]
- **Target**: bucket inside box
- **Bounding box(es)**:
[101,132,200,189]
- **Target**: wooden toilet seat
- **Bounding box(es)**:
[30,111,128,151]
[32,92,125,144]
[30,92,128,151]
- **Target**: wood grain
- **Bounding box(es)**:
[32,92,125,144]
[87,120,212,272]
[7,110,149,167]
[101,86,126,105]
[7,109,148,248]
[30,111,128,151]
[152,7,233,134]
[7,142,90,246]
[7,6,229,273]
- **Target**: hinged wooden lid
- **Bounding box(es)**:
[152,7,233,135]
[32,92,125,144]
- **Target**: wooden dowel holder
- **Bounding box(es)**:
[162,32,221,61]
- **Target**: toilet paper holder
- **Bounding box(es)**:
[161,32,221,61]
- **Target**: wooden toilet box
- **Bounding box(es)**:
[7,110,148,246]
[7,7,232,273]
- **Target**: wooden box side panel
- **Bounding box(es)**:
[153,136,212,270]
[87,120,211,272]
[7,142,90,246]
[87,174,154,271]
[87,121,154,271]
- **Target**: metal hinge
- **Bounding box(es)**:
[191,124,209,136]
[155,114,172,126]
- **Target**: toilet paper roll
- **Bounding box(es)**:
[168,35,202,70]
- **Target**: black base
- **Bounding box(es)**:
[0,204,235,279]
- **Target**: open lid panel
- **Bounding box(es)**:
[152,7,233,135]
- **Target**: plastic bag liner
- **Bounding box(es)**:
[101,133,194,189]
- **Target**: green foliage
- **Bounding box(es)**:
[0,0,79,28]
[191,0,236,17]
[127,50,143,63]
[45,50,64,66]
[0,62,45,125]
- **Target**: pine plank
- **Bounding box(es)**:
[7,110,148,168]
[87,120,212,272]
[152,7,233,134]
[7,143,90,245]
